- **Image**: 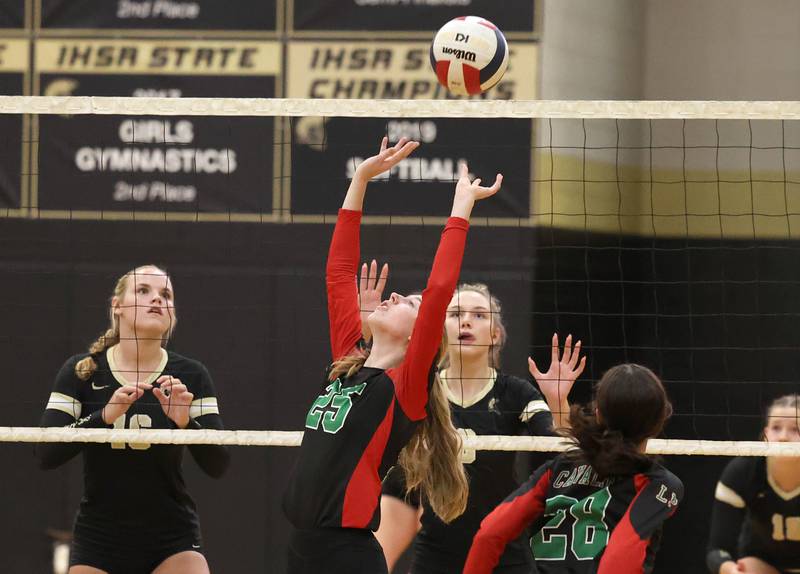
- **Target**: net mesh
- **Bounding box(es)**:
[1,97,799,458]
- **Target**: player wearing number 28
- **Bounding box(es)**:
[38,265,229,574]
[464,363,683,574]
[282,137,502,574]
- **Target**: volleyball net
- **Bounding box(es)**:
[1,96,799,458]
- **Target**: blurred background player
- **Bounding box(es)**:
[464,363,682,574]
[281,137,502,574]
[706,394,800,574]
[38,265,230,574]
[358,268,586,573]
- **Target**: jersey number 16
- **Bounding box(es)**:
[111,414,152,450]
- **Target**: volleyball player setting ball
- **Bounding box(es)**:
[38,265,229,574]
[706,394,800,574]
[281,137,502,574]
[464,364,684,574]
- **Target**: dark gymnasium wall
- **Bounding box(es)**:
[1,1,796,573]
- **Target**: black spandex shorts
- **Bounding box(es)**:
[70,519,203,573]
[288,527,388,574]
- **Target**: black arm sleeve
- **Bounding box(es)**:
[706,458,750,573]
[37,409,109,469]
[37,356,109,470]
[185,363,230,479]
[381,464,420,507]
[512,377,555,437]
[527,410,557,437]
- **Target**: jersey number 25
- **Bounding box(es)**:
[305,379,367,434]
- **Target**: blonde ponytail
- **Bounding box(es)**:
[75,328,120,381]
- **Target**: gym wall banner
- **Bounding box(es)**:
[0,38,28,215]
[288,0,537,37]
[0,0,540,224]
[285,40,538,221]
[33,39,281,220]
[40,0,278,32]
[0,1,25,28]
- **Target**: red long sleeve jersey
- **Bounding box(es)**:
[464,454,683,574]
[282,209,469,531]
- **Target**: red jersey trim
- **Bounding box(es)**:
[341,400,396,528]
[598,474,650,574]
[326,209,364,361]
[464,468,552,574]
[388,217,469,421]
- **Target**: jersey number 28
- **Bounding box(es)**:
[532,489,611,561]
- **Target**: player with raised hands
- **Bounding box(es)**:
[359,262,586,572]
[282,137,501,574]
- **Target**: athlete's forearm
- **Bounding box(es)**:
[342,175,369,211]
[36,408,107,469]
[326,209,363,360]
[706,500,743,573]
[186,415,230,478]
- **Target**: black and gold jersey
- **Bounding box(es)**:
[403,371,554,571]
[707,456,800,573]
[38,347,229,537]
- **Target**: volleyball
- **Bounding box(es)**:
[429,16,509,96]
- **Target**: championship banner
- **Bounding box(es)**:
[287,40,537,219]
[0,38,28,212]
[290,0,537,35]
[0,1,24,28]
[41,0,278,31]
[34,39,280,217]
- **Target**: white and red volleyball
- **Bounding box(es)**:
[429,16,509,96]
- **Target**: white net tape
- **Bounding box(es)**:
[4,427,800,456]
[3,96,800,119]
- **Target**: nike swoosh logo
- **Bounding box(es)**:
[192,544,201,549]
[91,383,109,390]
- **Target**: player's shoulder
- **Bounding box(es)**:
[51,353,105,397]
[57,353,93,381]
[63,352,90,368]
[645,461,684,494]
[722,456,761,476]
[495,372,543,400]
[164,351,213,388]
[719,456,763,490]
[165,351,207,373]
[548,452,580,475]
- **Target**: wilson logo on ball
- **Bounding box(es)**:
[440,46,478,62]
[430,16,509,96]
